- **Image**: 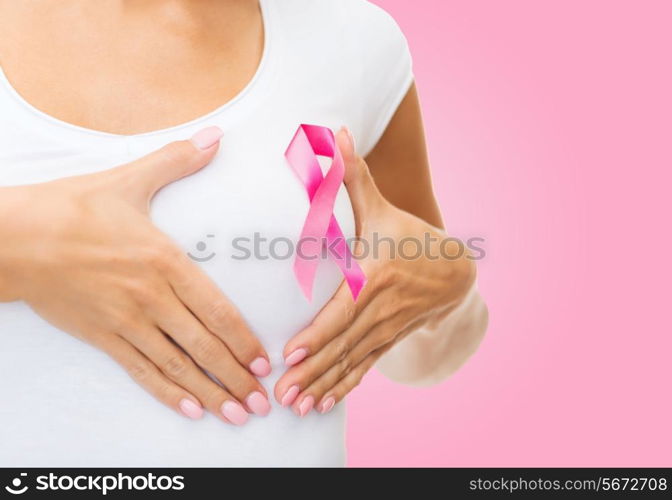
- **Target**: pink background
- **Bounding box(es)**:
[348,0,672,466]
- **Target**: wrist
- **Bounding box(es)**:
[0,187,28,302]
[431,232,478,309]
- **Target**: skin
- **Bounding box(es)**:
[0,0,264,135]
[0,0,485,422]
[0,136,274,423]
[276,127,476,415]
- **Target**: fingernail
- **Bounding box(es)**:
[179,399,204,420]
[284,348,308,367]
[249,357,272,377]
[298,395,315,417]
[246,391,271,416]
[281,385,300,407]
[342,125,356,155]
[190,126,224,150]
[320,397,336,414]
[221,400,249,426]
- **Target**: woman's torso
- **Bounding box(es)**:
[0,0,412,466]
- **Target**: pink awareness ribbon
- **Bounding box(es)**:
[285,124,367,301]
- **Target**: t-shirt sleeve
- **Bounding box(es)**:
[343,1,414,157]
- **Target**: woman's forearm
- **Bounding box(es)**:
[0,252,13,302]
[0,252,15,302]
[0,188,22,302]
[362,87,489,385]
[375,280,489,387]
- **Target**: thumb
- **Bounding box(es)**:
[114,126,223,207]
[336,126,382,222]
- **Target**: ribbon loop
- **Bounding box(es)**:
[285,124,367,301]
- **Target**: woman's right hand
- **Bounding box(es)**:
[0,127,271,425]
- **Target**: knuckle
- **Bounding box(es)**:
[127,282,156,307]
[127,361,151,384]
[193,335,222,365]
[340,300,356,327]
[221,370,257,397]
[334,338,351,362]
[232,341,259,364]
[159,142,192,169]
[154,382,174,403]
[377,264,397,287]
[230,381,256,399]
[377,301,400,323]
[208,299,236,329]
[162,353,190,378]
[141,244,176,272]
[200,387,226,409]
[337,356,353,376]
[111,312,143,337]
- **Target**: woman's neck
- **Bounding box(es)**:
[0,0,264,135]
[119,0,256,36]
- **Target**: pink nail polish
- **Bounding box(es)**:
[179,399,204,420]
[246,391,271,416]
[249,357,272,377]
[320,397,336,414]
[298,395,314,417]
[285,348,308,366]
[281,385,300,407]
[221,400,249,426]
[190,126,223,150]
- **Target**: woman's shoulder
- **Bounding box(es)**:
[269,0,413,157]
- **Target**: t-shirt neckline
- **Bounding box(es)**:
[0,0,276,140]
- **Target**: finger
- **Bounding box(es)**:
[154,298,271,416]
[282,280,369,367]
[336,126,382,221]
[99,333,205,420]
[277,288,411,407]
[288,317,400,416]
[317,347,389,414]
[117,324,252,425]
[276,301,381,405]
[111,126,224,207]
[166,251,271,377]
[278,284,396,397]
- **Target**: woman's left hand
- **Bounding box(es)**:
[274,127,477,416]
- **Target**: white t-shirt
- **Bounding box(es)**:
[0,0,413,466]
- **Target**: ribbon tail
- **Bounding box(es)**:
[285,124,367,302]
[325,216,367,300]
[293,258,317,302]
